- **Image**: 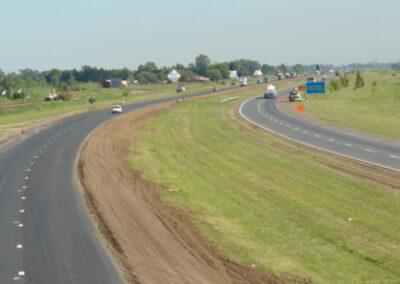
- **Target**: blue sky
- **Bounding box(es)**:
[1,0,399,72]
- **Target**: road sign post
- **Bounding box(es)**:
[306,82,325,94]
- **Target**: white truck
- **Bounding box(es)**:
[239,77,247,86]
[264,85,277,99]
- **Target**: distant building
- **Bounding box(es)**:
[253,70,263,77]
[229,70,238,79]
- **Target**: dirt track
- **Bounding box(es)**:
[77,101,282,284]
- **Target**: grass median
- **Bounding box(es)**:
[126,82,400,283]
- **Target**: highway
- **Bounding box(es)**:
[239,87,400,172]
[5,77,394,283]
[0,81,276,284]
[0,90,224,283]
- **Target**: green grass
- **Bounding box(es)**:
[126,84,400,283]
[305,70,400,139]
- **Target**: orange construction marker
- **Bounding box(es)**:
[296,105,305,112]
[21,125,24,133]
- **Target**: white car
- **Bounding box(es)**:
[289,91,302,102]
[112,105,123,113]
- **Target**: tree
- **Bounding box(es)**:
[277,63,289,73]
[354,69,365,90]
[206,69,222,82]
[293,64,304,74]
[195,54,211,76]
[136,71,158,83]
[179,69,196,82]
[0,69,5,80]
[213,63,230,79]
[261,64,275,75]
[175,63,185,70]
[143,62,158,72]
[1,73,21,92]
[228,59,261,76]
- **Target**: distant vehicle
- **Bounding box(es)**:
[239,77,247,86]
[277,73,283,80]
[112,105,123,113]
[289,89,302,102]
[321,76,328,81]
[307,76,316,82]
[213,87,218,92]
[44,93,57,101]
[264,85,277,99]
[176,85,186,93]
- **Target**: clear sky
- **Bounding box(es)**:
[1,0,399,72]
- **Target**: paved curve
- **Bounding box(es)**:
[0,81,273,284]
[239,87,400,172]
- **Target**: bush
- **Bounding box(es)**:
[340,75,349,87]
[12,91,25,100]
[354,69,365,90]
[329,80,341,92]
[58,92,71,101]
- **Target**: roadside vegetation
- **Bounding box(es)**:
[0,77,269,138]
[126,82,400,283]
[305,70,400,139]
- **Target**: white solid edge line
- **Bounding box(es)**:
[239,95,400,173]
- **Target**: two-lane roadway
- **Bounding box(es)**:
[240,87,400,172]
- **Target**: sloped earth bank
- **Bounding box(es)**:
[77,101,287,284]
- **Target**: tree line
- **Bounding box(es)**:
[2,54,395,98]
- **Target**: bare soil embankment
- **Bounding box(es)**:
[77,101,282,284]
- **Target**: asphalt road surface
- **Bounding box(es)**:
[239,87,400,172]
[0,82,273,284]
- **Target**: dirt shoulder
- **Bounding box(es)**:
[77,101,282,284]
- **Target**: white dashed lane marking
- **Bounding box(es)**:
[390,155,400,159]
[16,244,23,249]
[19,209,25,213]
[345,143,352,147]
[328,138,335,142]
[365,148,375,153]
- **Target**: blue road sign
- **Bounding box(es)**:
[306,81,325,94]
